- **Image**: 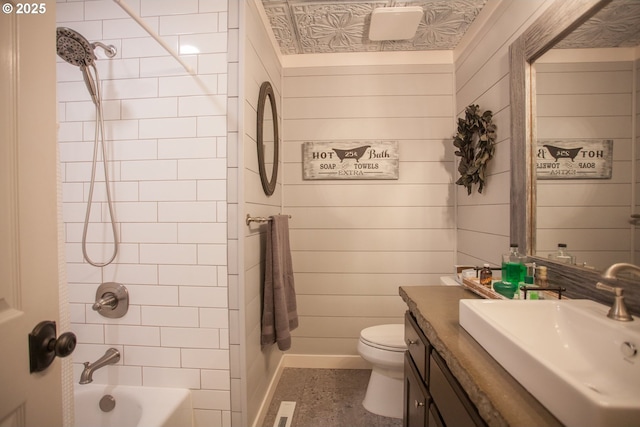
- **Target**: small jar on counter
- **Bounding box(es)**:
[479,263,493,288]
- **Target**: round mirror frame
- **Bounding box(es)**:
[257,81,279,196]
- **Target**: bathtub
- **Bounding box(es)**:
[74,384,193,427]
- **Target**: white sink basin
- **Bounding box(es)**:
[459,299,640,427]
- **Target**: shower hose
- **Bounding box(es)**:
[81,63,119,267]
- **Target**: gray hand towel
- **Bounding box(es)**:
[261,214,298,351]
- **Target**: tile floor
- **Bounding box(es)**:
[262,368,404,427]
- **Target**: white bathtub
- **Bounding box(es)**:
[74,384,192,427]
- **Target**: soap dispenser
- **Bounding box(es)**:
[502,243,526,285]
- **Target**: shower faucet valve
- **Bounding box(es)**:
[93,282,128,318]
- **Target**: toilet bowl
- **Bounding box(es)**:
[357,324,406,419]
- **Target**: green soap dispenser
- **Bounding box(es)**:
[502,243,526,285]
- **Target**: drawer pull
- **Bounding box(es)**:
[406,338,418,345]
[414,399,425,408]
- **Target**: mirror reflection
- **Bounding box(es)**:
[531,0,640,271]
[262,94,275,183]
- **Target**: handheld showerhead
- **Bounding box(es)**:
[56,27,97,67]
[79,65,99,105]
[56,27,116,106]
[56,27,117,65]
[57,27,119,267]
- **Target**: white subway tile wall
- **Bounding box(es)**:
[56,0,232,425]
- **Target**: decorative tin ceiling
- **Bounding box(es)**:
[259,0,640,55]
[556,0,640,49]
[260,0,488,55]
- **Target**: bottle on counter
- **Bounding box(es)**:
[479,264,493,288]
[548,243,575,265]
[536,265,549,287]
[502,243,526,285]
[529,265,551,300]
[524,263,535,286]
[520,263,538,300]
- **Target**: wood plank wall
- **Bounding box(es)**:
[242,0,283,423]
[281,63,456,355]
[454,0,554,269]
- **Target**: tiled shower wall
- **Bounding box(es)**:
[56,1,232,425]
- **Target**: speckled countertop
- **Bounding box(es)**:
[399,285,563,427]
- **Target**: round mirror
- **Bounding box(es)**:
[257,81,279,196]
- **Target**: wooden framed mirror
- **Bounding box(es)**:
[510,0,614,256]
[257,81,279,196]
[509,0,640,311]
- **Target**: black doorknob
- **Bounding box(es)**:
[51,331,77,358]
[29,321,77,373]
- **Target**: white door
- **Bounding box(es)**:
[0,1,64,426]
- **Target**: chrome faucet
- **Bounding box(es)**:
[79,348,120,384]
[601,262,640,280]
[596,263,640,322]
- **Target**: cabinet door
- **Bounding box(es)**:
[428,404,444,427]
[430,352,486,427]
[404,352,428,427]
[405,311,429,382]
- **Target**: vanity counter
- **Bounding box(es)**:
[399,285,562,427]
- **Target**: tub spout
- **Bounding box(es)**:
[79,348,120,384]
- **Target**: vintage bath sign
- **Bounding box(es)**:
[536,139,613,179]
[303,141,399,180]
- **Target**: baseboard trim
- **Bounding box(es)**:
[252,355,286,427]
[252,354,370,427]
[282,354,370,369]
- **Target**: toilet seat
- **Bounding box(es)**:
[359,324,406,352]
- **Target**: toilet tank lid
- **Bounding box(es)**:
[360,324,406,349]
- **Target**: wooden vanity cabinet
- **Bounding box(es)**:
[404,311,486,427]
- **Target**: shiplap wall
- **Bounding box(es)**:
[535,59,635,271]
[281,64,456,355]
[241,0,283,424]
[454,0,553,268]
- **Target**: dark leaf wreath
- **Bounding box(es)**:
[453,104,497,195]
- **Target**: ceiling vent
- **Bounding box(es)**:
[368,6,424,41]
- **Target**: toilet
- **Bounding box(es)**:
[357,324,407,419]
